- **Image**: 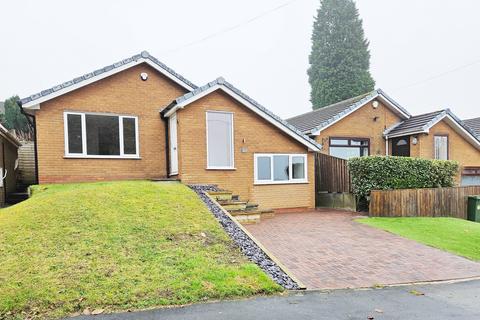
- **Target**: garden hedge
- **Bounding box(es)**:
[348,156,459,198]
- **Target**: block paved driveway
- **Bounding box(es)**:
[245,210,480,289]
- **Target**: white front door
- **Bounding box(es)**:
[169,113,178,175]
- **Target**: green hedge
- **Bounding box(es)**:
[348,156,459,198]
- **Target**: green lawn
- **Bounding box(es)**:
[0,181,280,319]
[358,217,480,261]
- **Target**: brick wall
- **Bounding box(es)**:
[412,120,480,180]
[315,101,401,156]
[176,90,315,209]
[35,63,187,183]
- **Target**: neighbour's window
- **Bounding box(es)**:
[206,111,234,169]
[254,154,307,184]
[64,112,139,157]
[329,137,369,160]
[434,135,448,160]
[461,167,480,186]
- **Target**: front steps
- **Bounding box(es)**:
[208,190,274,224]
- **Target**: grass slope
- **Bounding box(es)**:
[0,181,280,319]
[358,217,480,261]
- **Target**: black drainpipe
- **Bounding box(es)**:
[17,101,39,184]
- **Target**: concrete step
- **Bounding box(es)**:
[220,200,248,211]
[245,203,259,211]
[208,191,233,201]
[230,210,261,224]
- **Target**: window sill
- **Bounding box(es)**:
[64,155,142,160]
[254,180,309,186]
[206,167,237,171]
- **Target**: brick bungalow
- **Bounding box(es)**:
[287,90,480,185]
[18,51,320,210]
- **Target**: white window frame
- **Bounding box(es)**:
[63,111,140,159]
[206,111,235,170]
[254,153,308,185]
[434,135,449,160]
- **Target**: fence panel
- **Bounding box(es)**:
[369,186,480,218]
[315,153,351,193]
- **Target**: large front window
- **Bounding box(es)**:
[64,112,139,158]
[434,135,448,160]
[254,154,307,184]
[206,111,234,169]
[329,137,369,159]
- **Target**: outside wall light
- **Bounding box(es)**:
[412,136,418,145]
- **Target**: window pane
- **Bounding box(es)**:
[461,175,480,186]
[351,139,369,146]
[67,114,83,154]
[434,136,448,160]
[86,115,120,156]
[330,138,349,146]
[273,155,289,181]
[123,117,137,155]
[207,112,233,167]
[257,157,271,180]
[330,147,361,160]
[292,156,305,179]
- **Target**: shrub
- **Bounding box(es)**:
[348,156,459,198]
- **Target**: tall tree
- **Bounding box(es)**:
[1,96,32,134]
[308,0,375,109]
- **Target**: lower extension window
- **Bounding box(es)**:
[254,154,307,184]
[64,112,139,158]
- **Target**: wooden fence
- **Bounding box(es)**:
[315,152,351,193]
[18,141,36,185]
[369,186,480,219]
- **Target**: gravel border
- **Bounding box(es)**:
[189,184,299,290]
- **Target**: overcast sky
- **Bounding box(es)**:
[1,0,479,120]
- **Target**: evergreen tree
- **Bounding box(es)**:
[1,96,32,134]
[308,0,375,109]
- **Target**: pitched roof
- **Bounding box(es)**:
[384,109,480,149]
[464,117,480,138]
[0,123,21,147]
[19,51,197,109]
[286,89,411,134]
[385,110,445,137]
[162,77,321,151]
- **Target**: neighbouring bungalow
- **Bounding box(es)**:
[18,51,320,210]
[0,123,21,206]
[287,90,480,185]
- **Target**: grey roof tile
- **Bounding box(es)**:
[20,50,197,105]
[286,91,377,133]
[386,109,480,144]
[464,117,480,138]
[386,110,445,136]
[163,77,321,150]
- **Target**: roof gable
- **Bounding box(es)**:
[162,77,321,151]
[19,51,197,110]
[385,109,480,149]
[286,89,411,135]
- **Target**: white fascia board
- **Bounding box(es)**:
[376,94,411,119]
[385,130,428,139]
[385,114,480,149]
[309,94,379,136]
[311,92,410,136]
[443,115,480,149]
[22,58,195,110]
[165,85,320,151]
